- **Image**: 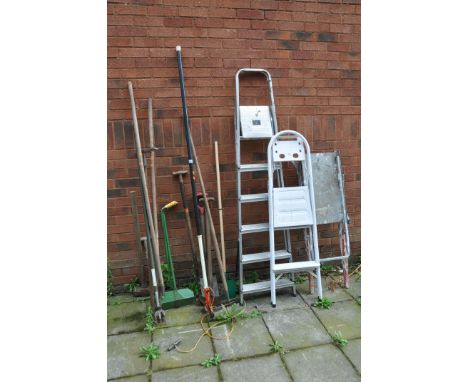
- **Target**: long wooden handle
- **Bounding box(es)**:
[148,98,163,288]
[188,130,229,296]
[130,191,146,287]
[214,141,226,270]
[128,82,165,293]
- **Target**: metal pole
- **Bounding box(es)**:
[214,141,226,270]
[130,191,146,287]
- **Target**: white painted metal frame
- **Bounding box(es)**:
[267,130,323,307]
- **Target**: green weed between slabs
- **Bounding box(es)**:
[185,273,200,296]
[270,340,286,355]
[244,271,259,284]
[125,277,140,293]
[161,263,171,289]
[144,306,156,334]
[294,274,307,284]
[140,343,161,361]
[320,264,335,276]
[201,354,221,368]
[214,304,262,323]
[313,297,334,309]
[332,331,348,346]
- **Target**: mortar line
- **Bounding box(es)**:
[297,291,361,376]
[260,313,294,382]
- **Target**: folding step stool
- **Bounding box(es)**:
[267,130,323,307]
[312,151,351,288]
[235,69,294,304]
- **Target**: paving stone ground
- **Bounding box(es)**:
[107,275,361,381]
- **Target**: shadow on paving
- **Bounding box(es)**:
[107,280,360,381]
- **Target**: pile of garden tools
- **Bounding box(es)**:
[126,46,231,320]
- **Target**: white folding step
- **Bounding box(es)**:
[273,260,319,274]
[240,223,269,234]
[239,163,280,173]
[242,249,291,265]
[242,278,294,295]
[239,193,268,203]
[239,163,268,172]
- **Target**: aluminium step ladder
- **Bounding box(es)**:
[267,130,323,307]
[235,69,294,304]
[312,151,351,288]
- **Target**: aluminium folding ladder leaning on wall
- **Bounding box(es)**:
[235,69,295,305]
[267,130,323,307]
[312,151,351,288]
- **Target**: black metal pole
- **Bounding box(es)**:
[175,46,210,307]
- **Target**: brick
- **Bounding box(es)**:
[279,40,299,50]
[237,9,264,20]
[318,32,336,42]
[208,28,237,39]
[163,17,193,27]
[195,57,222,68]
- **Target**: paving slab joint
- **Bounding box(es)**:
[260,314,294,382]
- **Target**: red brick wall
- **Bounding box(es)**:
[107,0,360,287]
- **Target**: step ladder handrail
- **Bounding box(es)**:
[235,68,278,140]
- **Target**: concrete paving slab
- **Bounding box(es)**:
[151,364,218,382]
[284,344,360,382]
[152,324,214,371]
[211,317,273,360]
[220,353,290,382]
[296,275,353,305]
[160,304,205,328]
[346,274,361,300]
[312,300,361,339]
[108,300,148,335]
[107,331,150,380]
[109,374,148,382]
[342,338,361,373]
[263,308,331,350]
[246,289,309,312]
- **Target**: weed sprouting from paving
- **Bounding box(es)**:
[201,353,221,367]
[140,343,160,361]
[313,297,333,309]
[270,340,286,355]
[293,274,307,284]
[125,277,140,293]
[332,331,348,346]
[144,306,156,334]
[213,304,262,323]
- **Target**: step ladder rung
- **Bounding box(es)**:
[240,223,269,234]
[273,261,320,273]
[239,193,268,203]
[240,136,272,140]
[242,249,291,265]
[242,278,294,295]
[241,223,312,234]
[239,163,268,172]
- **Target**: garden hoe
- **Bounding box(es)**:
[160,201,195,309]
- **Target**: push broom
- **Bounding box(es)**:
[160,201,195,309]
